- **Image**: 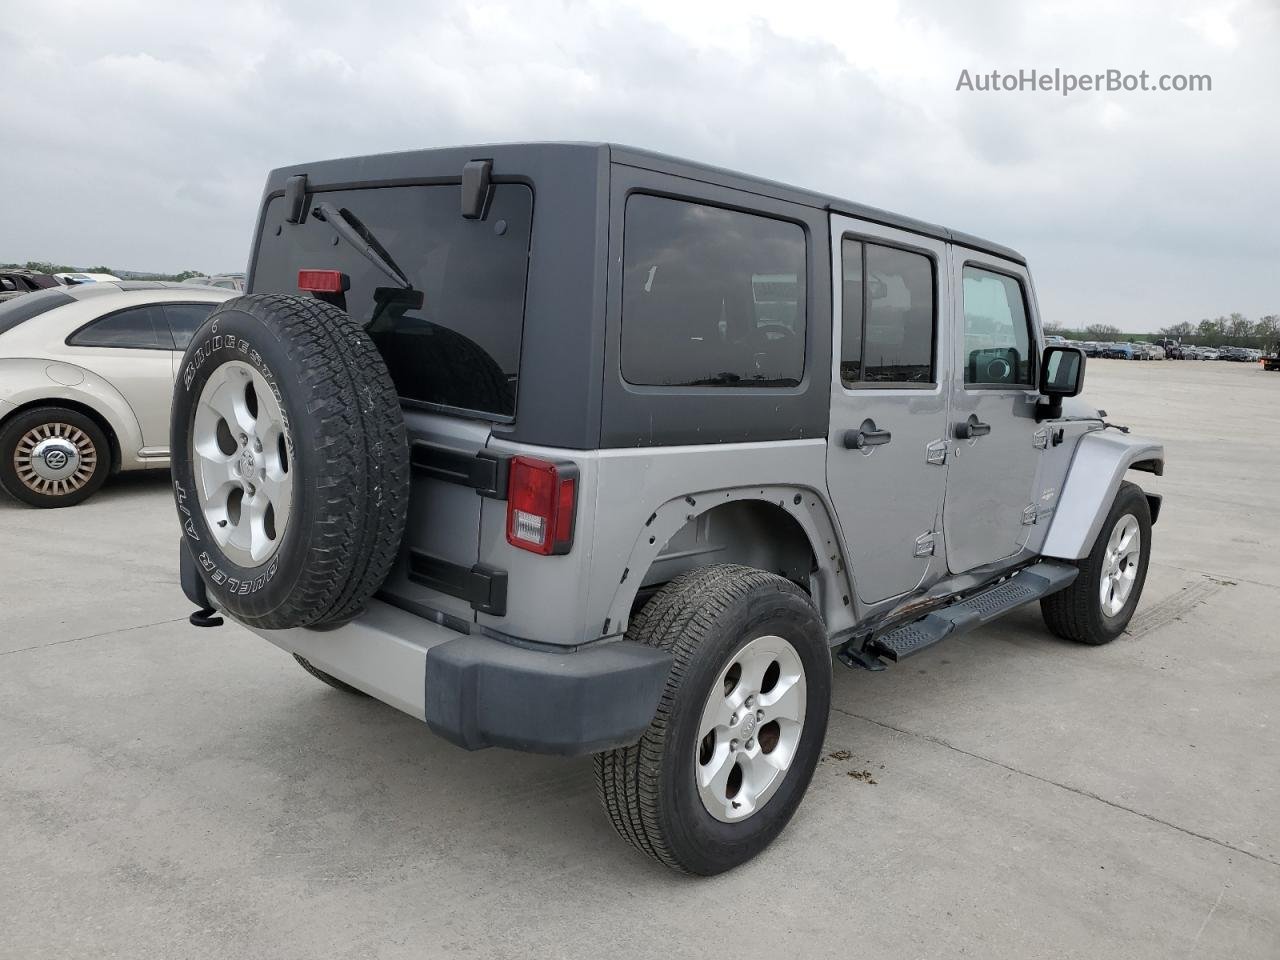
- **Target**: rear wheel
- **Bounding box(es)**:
[595,565,831,875]
[0,406,110,508]
[1041,481,1152,645]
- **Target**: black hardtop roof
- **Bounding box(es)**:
[266,141,1025,265]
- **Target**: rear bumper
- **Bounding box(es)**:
[180,542,669,755]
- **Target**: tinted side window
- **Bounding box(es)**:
[68,305,165,349]
[0,277,16,291]
[962,265,1033,386]
[622,195,806,387]
[163,302,216,349]
[840,239,935,386]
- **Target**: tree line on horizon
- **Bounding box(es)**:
[2,260,207,282]
[1045,313,1278,350]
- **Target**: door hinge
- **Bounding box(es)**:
[925,439,949,465]
[914,531,937,557]
[1021,503,1039,526]
[1032,427,1050,450]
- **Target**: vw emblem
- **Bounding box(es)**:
[44,449,69,470]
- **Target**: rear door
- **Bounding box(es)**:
[825,215,951,604]
[249,180,534,627]
[942,252,1044,573]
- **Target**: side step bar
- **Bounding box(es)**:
[838,561,1078,671]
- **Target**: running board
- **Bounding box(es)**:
[838,561,1078,670]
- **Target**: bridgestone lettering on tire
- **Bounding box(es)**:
[170,294,409,630]
[595,564,832,875]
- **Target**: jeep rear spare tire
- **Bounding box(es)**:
[170,294,409,630]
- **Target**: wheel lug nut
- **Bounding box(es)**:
[730,739,739,752]
[730,713,738,726]
[746,738,755,750]
[238,433,247,444]
[756,710,764,721]
[745,695,755,707]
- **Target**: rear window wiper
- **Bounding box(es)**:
[312,201,411,289]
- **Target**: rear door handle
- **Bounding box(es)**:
[844,421,892,450]
[955,415,992,440]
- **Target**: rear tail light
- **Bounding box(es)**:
[506,456,577,555]
[297,269,349,293]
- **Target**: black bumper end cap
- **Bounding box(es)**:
[424,635,671,756]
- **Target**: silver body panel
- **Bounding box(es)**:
[257,598,455,719]
[825,215,951,604]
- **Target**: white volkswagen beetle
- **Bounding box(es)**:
[0,281,235,507]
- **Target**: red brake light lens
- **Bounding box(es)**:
[507,456,577,555]
[297,269,349,293]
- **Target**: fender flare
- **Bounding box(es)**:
[600,485,857,640]
[0,359,145,468]
[1041,430,1164,561]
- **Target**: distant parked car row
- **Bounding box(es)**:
[0,270,246,302]
[1068,339,1266,362]
[0,269,62,302]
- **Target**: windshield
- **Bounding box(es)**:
[252,182,533,419]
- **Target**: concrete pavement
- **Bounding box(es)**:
[2,360,1277,959]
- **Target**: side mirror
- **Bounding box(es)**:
[1040,345,1085,396]
[1037,345,1086,421]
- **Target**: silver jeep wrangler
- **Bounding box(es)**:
[172,143,1163,875]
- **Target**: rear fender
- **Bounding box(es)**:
[1041,430,1164,560]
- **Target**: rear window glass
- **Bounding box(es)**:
[68,305,167,349]
[252,183,534,419]
[0,287,74,337]
[621,195,806,387]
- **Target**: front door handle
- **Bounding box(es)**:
[844,420,892,450]
[955,415,992,440]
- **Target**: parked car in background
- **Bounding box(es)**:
[1044,334,1067,346]
[1154,338,1184,359]
[1218,346,1250,361]
[181,274,248,292]
[1080,341,1103,357]
[1102,342,1134,359]
[0,281,235,507]
[0,269,61,302]
[1199,347,1220,360]
[54,272,122,285]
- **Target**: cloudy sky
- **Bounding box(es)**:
[2,0,1276,331]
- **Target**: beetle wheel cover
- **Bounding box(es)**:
[12,422,97,496]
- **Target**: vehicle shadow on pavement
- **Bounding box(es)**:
[0,468,172,511]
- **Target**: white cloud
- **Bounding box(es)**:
[1,0,1276,330]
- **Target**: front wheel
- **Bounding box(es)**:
[595,565,831,875]
[1041,481,1152,645]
